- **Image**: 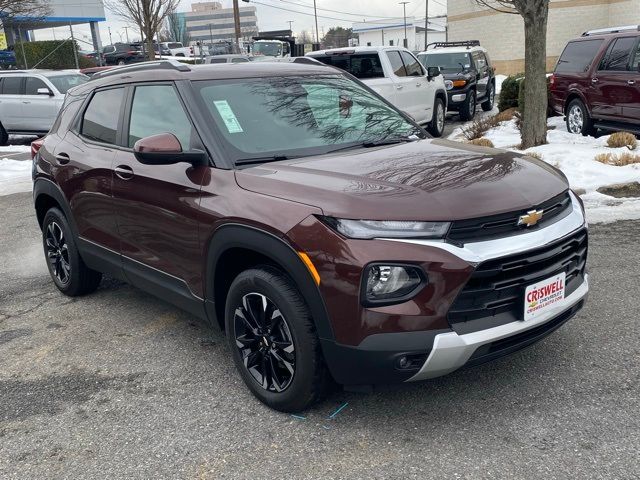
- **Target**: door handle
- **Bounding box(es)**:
[591,77,599,84]
[396,85,404,90]
[628,80,636,85]
[55,153,70,165]
[115,165,134,180]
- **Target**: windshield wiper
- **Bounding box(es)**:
[235,154,291,166]
[325,135,420,155]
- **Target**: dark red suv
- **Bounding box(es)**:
[33,60,589,412]
[550,26,640,135]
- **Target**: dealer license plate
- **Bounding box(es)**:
[523,272,566,321]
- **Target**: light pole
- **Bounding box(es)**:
[108,26,113,45]
[123,26,130,43]
[287,20,293,34]
[424,0,429,49]
[313,0,319,44]
[399,1,409,49]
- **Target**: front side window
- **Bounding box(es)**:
[128,85,193,149]
[387,51,407,77]
[194,74,422,164]
[400,51,424,76]
[81,88,124,144]
[556,39,603,73]
[0,76,22,95]
[312,53,384,79]
[25,77,48,95]
[601,37,638,71]
[47,74,88,94]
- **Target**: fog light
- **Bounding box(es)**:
[396,353,428,370]
[362,264,425,306]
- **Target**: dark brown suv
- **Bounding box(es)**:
[550,25,640,135]
[33,60,589,412]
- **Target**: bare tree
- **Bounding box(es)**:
[297,30,313,44]
[0,0,50,19]
[107,0,179,60]
[476,0,549,148]
[166,11,190,45]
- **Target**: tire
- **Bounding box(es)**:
[0,124,8,146]
[481,83,495,111]
[427,97,446,137]
[566,98,596,136]
[42,208,102,296]
[225,266,329,412]
[459,90,477,121]
[117,59,126,66]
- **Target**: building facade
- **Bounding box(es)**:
[353,18,447,51]
[448,0,640,74]
[180,1,258,45]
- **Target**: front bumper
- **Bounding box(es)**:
[446,88,471,109]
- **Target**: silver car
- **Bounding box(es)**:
[0,70,88,145]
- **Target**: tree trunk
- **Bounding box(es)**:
[520,11,548,149]
[146,33,156,61]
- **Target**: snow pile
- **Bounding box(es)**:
[450,116,640,223]
[0,159,32,196]
[0,144,31,153]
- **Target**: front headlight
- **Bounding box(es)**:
[320,217,450,239]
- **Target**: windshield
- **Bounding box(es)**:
[194,74,423,164]
[418,52,472,71]
[254,42,282,57]
[47,74,89,93]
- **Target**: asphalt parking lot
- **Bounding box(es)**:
[1,188,639,479]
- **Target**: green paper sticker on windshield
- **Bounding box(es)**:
[214,100,243,133]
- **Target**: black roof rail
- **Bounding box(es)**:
[427,40,481,50]
[91,59,191,80]
[582,25,640,36]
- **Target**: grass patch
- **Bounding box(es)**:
[467,138,495,148]
[494,107,518,123]
[595,152,640,166]
[525,151,543,160]
[606,132,638,150]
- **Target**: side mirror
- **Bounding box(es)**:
[37,87,53,96]
[133,133,207,166]
[427,66,441,80]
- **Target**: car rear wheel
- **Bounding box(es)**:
[0,124,8,146]
[566,99,596,136]
[481,84,495,111]
[460,90,476,121]
[42,208,102,296]
[427,97,446,137]
[225,266,329,412]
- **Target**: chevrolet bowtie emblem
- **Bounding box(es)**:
[518,209,544,227]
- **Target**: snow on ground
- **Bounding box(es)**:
[0,158,32,196]
[0,144,31,153]
[449,115,640,223]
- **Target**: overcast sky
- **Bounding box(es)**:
[33,0,447,47]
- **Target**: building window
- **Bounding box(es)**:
[389,40,394,46]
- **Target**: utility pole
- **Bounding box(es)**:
[424,0,429,49]
[399,2,409,49]
[124,26,130,43]
[313,0,319,44]
[287,20,293,34]
[232,0,241,51]
[69,22,79,69]
[108,26,113,44]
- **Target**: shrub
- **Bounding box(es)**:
[495,107,517,123]
[595,152,640,166]
[606,132,638,150]
[461,115,500,140]
[14,40,94,69]
[468,138,494,148]
[518,76,554,117]
[525,151,543,160]
[497,74,523,112]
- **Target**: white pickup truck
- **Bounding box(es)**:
[160,42,192,57]
[306,46,447,137]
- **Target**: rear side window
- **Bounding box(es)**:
[400,51,424,76]
[209,58,227,64]
[387,51,407,77]
[127,85,193,149]
[472,51,487,69]
[81,88,124,144]
[0,76,23,94]
[600,37,638,71]
[312,53,384,79]
[555,40,603,73]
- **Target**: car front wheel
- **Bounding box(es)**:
[481,83,495,111]
[225,266,329,412]
[460,90,476,121]
[427,97,446,137]
[566,99,596,136]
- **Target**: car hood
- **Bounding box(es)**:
[235,139,569,221]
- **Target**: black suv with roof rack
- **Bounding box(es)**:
[417,41,496,120]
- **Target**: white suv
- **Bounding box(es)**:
[0,70,88,145]
[307,46,448,137]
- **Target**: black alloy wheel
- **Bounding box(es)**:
[233,292,296,392]
[45,221,71,285]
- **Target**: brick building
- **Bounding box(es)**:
[448,0,640,74]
